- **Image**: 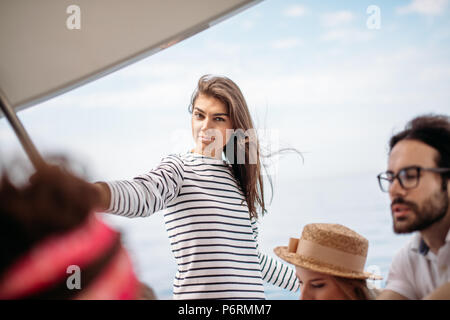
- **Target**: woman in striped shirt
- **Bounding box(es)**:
[94,75,299,299]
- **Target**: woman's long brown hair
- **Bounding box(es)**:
[332,276,376,300]
[189,75,269,220]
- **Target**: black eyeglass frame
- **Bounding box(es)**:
[377,166,450,193]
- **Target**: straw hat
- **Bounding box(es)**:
[274,223,382,280]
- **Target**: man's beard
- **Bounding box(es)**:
[391,189,449,234]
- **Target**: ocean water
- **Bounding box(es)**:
[102,171,413,300]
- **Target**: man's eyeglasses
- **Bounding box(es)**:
[377,166,450,193]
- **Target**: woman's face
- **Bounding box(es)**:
[295,266,349,300]
[191,94,233,159]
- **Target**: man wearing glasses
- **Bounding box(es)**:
[376,115,450,300]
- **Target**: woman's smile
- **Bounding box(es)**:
[199,135,215,143]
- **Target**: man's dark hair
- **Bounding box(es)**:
[389,114,450,183]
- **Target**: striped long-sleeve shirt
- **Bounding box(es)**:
[105,152,299,299]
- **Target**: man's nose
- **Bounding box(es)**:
[389,177,407,199]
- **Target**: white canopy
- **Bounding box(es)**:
[0,0,260,112]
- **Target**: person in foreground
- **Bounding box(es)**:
[93,75,299,299]
[0,163,153,299]
[376,114,450,300]
[274,223,381,300]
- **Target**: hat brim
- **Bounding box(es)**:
[274,246,382,280]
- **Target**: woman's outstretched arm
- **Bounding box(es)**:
[94,155,184,217]
[93,182,111,212]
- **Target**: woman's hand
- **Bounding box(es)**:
[93,182,111,212]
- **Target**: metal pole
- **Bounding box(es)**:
[0,90,46,171]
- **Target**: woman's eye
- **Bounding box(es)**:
[215,117,225,122]
[311,283,325,289]
[194,113,203,119]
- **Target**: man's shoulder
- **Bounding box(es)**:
[391,233,422,266]
[384,234,423,300]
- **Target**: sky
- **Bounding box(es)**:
[0,0,449,298]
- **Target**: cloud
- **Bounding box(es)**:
[241,46,450,112]
[321,10,354,27]
[320,28,373,43]
[241,19,256,30]
[283,5,308,17]
[397,0,449,16]
[270,37,302,49]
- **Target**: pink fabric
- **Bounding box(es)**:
[75,248,139,300]
[0,214,138,299]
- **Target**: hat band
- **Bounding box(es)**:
[295,239,366,273]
